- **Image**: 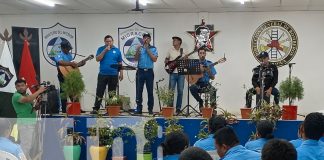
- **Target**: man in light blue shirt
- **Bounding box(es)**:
[194,115,227,151]
[245,120,274,152]
[179,147,213,160]
[214,127,260,160]
[91,35,123,114]
[261,139,297,160]
[296,112,324,160]
[290,123,303,148]
[134,33,158,114]
[0,118,26,160]
[162,131,189,160]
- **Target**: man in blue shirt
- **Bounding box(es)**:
[0,118,27,160]
[54,41,85,113]
[289,122,303,148]
[162,131,189,160]
[91,35,123,114]
[214,127,260,160]
[194,115,227,151]
[296,112,324,160]
[245,120,274,152]
[179,147,213,160]
[134,33,158,114]
[189,47,218,110]
[261,139,297,160]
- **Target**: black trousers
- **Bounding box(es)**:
[245,87,280,108]
[93,74,118,110]
[58,73,67,113]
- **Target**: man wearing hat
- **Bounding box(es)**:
[134,33,158,114]
[54,41,85,113]
[164,36,188,114]
[245,51,279,108]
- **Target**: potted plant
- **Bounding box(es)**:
[249,101,282,125]
[196,119,209,139]
[200,93,214,118]
[58,118,85,160]
[279,76,304,120]
[241,84,253,119]
[156,86,174,118]
[88,117,114,160]
[132,118,159,160]
[217,107,238,124]
[61,70,85,115]
[164,118,184,135]
[104,91,123,116]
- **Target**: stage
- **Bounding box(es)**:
[41,115,302,160]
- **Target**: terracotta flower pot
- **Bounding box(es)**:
[106,106,121,116]
[66,102,81,115]
[162,107,174,118]
[201,107,213,118]
[282,105,297,120]
[240,108,252,119]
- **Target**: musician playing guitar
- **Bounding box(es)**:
[164,36,189,114]
[54,41,86,113]
[189,47,226,111]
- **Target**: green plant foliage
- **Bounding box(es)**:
[196,119,209,139]
[144,119,159,141]
[218,107,238,124]
[249,101,282,125]
[279,76,304,105]
[155,86,174,107]
[164,118,183,135]
[88,117,114,147]
[104,91,123,106]
[63,132,85,146]
[61,70,85,102]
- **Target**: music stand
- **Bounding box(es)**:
[177,59,201,117]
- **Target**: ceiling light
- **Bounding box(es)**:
[32,0,55,7]
[139,0,148,6]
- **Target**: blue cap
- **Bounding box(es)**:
[258,51,269,58]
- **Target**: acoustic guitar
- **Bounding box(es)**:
[186,57,226,85]
[59,55,94,77]
[165,50,196,74]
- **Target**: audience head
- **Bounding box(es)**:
[161,131,189,156]
[301,112,324,140]
[179,147,213,160]
[256,120,275,139]
[261,139,297,160]
[214,126,240,158]
[0,118,12,137]
[208,115,227,134]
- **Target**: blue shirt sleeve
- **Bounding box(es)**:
[96,46,104,57]
[151,47,158,57]
[117,49,122,63]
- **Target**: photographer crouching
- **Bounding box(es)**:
[11,78,46,159]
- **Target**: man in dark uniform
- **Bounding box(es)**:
[245,51,279,108]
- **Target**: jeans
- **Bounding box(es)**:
[169,73,185,110]
[58,73,67,113]
[136,69,154,112]
[245,87,280,108]
[189,83,217,108]
[93,74,118,110]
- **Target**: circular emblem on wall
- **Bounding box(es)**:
[251,20,298,67]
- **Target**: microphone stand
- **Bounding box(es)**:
[256,64,266,109]
[155,79,164,112]
[288,63,295,106]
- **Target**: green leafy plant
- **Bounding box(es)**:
[196,119,209,139]
[279,76,304,106]
[62,132,85,146]
[61,70,85,102]
[58,118,85,146]
[104,91,123,106]
[88,116,114,147]
[164,118,183,135]
[218,107,238,124]
[249,101,282,125]
[156,86,174,107]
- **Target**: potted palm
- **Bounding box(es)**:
[156,86,174,118]
[279,76,304,120]
[58,118,85,160]
[61,70,85,115]
[200,93,213,118]
[88,117,113,160]
[105,91,123,116]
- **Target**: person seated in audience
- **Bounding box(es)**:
[161,131,189,160]
[194,115,227,151]
[320,133,324,146]
[289,122,303,148]
[296,112,324,160]
[245,120,275,152]
[179,147,213,160]
[214,126,260,160]
[0,118,27,160]
[261,139,297,160]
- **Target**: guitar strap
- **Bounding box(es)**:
[180,48,183,57]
